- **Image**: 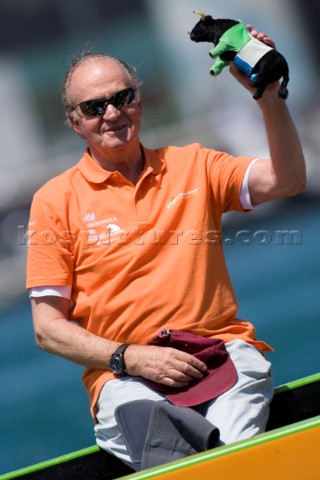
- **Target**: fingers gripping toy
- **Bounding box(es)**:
[189,11,289,100]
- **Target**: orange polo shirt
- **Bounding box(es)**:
[26,143,272,416]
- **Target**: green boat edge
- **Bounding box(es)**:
[120,415,320,480]
[1,372,320,480]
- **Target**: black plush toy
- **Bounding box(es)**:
[189,11,289,100]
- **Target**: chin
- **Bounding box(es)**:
[102,130,137,148]
[101,138,131,151]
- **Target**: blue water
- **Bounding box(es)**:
[0,198,319,475]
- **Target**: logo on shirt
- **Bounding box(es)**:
[82,211,96,223]
[81,214,127,245]
[166,188,199,210]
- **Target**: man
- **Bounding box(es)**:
[26,26,306,471]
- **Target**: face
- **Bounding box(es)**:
[67,58,143,153]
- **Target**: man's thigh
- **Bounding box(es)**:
[94,377,165,468]
[199,339,274,445]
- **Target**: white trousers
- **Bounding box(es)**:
[94,339,274,470]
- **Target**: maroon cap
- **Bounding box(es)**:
[146,330,237,407]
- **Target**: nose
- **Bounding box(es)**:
[102,103,122,120]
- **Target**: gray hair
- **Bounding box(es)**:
[61,50,143,125]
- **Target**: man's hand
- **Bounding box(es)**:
[229,24,279,99]
[246,24,275,48]
[125,344,207,388]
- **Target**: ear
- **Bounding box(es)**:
[134,94,143,115]
[137,97,143,113]
[67,112,86,138]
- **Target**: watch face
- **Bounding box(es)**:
[109,355,124,375]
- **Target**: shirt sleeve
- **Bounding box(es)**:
[26,194,74,289]
[205,148,256,213]
[29,285,72,299]
[239,158,259,210]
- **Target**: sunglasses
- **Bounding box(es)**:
[73,88,135,117]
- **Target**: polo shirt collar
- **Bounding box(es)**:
[77,146,165,184]
[77,149,113,184]
[141,144,165,176]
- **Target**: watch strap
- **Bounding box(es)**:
[110,343,130,375]
[113,343,130,356]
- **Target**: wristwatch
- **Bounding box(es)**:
[109,344,130,376]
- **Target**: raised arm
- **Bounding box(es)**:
[230,27,306,205]
[248,95,305,205]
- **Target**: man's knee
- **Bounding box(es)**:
[115,399,220,470]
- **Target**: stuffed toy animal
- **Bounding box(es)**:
[189,11,289,100]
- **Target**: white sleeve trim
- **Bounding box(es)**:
[29,285,72,299]
[239,158,259,210]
